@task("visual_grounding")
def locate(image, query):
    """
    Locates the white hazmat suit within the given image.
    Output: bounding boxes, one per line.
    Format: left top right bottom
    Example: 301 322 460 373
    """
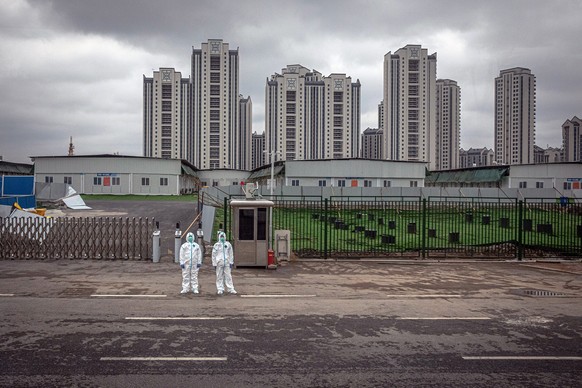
211 231 237 295
179 232 202 294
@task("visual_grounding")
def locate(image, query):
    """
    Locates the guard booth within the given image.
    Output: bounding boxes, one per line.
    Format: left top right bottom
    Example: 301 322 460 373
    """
230 199 274 267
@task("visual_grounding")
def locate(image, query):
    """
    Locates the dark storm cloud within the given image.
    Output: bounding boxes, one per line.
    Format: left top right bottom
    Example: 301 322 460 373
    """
1 0 581 163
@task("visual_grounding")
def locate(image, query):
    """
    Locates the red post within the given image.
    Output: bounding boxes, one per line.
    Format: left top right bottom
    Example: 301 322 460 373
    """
267 249 277 269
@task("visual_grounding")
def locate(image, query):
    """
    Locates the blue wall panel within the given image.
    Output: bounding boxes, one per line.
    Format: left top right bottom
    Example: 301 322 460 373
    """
0 195 36 208
2 176 34 196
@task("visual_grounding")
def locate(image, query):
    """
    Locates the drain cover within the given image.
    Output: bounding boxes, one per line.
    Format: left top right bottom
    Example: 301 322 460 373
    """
522 289 569 297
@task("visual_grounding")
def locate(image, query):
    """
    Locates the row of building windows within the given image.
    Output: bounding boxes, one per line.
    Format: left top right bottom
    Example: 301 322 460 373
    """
95 177 121 186
161 127 172 137
515 181 582 190
140 177 168 186
288 179 421 188
161 84 172 99
44 176 171 187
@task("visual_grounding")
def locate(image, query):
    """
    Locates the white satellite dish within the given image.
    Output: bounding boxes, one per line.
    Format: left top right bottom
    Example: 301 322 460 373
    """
243 183 258 199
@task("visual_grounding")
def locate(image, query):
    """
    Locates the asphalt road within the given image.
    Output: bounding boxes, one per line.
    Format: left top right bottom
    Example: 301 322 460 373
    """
0 260 581 387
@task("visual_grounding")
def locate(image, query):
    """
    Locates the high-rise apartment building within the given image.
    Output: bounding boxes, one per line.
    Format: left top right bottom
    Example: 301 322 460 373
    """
543 147 562 163
459 147 495 168
534 145 562 164
383 45 437 169
533 145 545 164
238 96 252 170
435 79 460 170
378 102 384 132
562 116 582 162
143 68 189 159
265 64 361 161
361 128 383 159
144 40 252 170
251 132 265 169
191 40 240 169
494 67 536 165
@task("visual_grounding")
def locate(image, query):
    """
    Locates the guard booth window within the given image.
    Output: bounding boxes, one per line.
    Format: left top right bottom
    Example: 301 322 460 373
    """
257 208 267 240
239 209 254 240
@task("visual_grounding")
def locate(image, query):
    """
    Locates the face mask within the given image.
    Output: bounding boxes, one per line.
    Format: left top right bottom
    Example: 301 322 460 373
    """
220 237 225 243
187 235 194 243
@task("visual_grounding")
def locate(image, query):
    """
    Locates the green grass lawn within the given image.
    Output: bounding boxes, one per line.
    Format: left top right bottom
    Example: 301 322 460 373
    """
270 203 582 256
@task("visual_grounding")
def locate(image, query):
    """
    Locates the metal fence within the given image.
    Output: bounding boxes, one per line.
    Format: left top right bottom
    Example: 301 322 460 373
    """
424 196 520 259
224 195 582 259
0 217 154 260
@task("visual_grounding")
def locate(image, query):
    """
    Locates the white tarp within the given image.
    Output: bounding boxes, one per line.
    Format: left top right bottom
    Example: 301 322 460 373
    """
6 209 54 241
35 182 91 210
0 204 11 218
35 182 69 200
62 194 91 210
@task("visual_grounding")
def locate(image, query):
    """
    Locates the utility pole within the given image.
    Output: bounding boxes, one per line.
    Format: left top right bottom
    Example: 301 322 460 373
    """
264 149 277 250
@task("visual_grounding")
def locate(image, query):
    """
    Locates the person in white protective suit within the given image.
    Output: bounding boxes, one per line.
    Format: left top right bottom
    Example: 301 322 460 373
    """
179 232 202 294
211 231 237 295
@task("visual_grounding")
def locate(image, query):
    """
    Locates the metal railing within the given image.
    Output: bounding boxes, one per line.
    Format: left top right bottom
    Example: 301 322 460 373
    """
223 195 582 259
0 217 154 260
520 198 582 258
424 197 519 259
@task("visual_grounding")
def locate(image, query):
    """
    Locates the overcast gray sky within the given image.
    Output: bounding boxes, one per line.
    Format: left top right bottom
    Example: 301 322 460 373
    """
1 0 580 164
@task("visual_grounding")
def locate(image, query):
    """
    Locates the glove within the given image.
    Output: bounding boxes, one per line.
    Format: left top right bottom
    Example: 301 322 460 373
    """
230 264 233 269
213 266 217 269
180 264 185 269
197 264 201 268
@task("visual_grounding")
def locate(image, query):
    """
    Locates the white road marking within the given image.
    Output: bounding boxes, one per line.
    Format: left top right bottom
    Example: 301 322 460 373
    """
125 317 224 320
100 357 227 361
386 294 462 298
0 294 15 297
240 294 317 298
397 317 491 320
463 356 582 360
91 294 167 298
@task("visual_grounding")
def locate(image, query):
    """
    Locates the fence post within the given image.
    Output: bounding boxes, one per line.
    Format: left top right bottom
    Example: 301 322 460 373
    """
152 221 160 263
421 198 427 259
197 222 205 259
324 198 328 260
517 199 523 261
174 222 181 264
224 196 228 240
198 192 203 215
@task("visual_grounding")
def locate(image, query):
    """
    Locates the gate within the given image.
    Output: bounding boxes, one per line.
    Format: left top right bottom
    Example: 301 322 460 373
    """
0 217 154 260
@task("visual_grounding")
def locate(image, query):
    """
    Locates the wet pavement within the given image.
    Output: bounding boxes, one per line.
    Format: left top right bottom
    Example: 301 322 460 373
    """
0 259 581 302
0 259 581 387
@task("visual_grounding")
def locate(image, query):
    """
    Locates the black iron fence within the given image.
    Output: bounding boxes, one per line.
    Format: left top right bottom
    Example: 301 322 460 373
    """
223 195 582 259
0 217 154 260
